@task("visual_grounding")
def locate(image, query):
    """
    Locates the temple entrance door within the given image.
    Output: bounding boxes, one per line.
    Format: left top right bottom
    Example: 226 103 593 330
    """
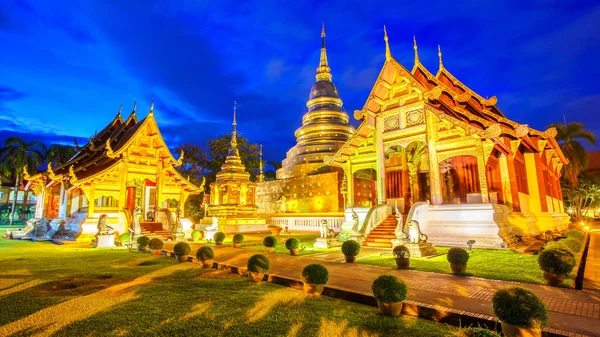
353 168 377 207
144 185 156 221
440 155 481 204
126 187 136 213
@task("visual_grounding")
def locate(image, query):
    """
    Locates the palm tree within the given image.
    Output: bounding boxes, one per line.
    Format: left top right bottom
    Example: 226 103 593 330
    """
45 144 76 167
0 137 45 225
549 122 596 186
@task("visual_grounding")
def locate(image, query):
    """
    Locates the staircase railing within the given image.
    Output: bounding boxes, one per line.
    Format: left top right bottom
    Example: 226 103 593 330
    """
357 203 392 237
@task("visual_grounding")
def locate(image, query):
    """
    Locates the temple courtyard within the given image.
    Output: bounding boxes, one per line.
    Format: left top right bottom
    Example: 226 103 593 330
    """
1 231 599 337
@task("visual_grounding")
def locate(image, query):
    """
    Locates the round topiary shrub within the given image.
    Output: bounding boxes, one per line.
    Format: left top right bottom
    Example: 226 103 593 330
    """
149 238 163 250
456 327 501 337
371 275 407 303
302 264 329 285
393 245 410 258
543 240 565 251
447 247 469 265
196 246 214 261
565 229 585 242
136 235 150 247
560 238 583 253
233 234 244 244
538 248 576 275
191 230 203 241
213 232 225 243
119 233 131 244
263 235 278 248
247 254 271 273
341 240 361 256
285 238 299 250
173 242 191 256
492 287 547 329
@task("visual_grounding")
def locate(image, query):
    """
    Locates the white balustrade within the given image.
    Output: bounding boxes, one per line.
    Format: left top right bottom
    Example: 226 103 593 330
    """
266 215 344 232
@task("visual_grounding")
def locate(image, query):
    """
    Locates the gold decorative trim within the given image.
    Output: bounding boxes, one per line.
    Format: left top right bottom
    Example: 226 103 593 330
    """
480 124 501 139
176 149 184 166
545 127 557 138
106 139 117 159
538 139 548 152
69 165 78 183
23 165 30 180
515 124 529 138
510 140 521 159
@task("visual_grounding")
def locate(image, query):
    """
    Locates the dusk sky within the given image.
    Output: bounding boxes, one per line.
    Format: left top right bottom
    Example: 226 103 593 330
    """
0 0 599 164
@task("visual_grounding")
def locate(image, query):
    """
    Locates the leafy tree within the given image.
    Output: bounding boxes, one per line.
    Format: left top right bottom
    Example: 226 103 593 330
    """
0 137 45 225
549 122 596 186
174 144 208 222
203 132 262 188
45 144 76 167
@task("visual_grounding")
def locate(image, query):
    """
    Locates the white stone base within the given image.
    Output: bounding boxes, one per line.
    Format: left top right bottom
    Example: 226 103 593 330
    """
94 234 115 248
314 238 342 249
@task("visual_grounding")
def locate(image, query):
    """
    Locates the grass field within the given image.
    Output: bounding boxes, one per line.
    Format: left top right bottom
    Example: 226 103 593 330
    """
356 247 571 286
0 239 457 337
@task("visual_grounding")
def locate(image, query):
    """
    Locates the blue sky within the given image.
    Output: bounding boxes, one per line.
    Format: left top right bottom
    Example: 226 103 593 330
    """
0 0 599 163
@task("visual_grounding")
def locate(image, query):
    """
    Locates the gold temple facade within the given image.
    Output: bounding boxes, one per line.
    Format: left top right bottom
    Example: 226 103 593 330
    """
24 103 202 238
204 103 267 233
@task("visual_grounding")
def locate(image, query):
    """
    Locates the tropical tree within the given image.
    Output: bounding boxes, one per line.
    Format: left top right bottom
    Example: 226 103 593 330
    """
45 144 76 167
0 137 46 225
549 122 596 186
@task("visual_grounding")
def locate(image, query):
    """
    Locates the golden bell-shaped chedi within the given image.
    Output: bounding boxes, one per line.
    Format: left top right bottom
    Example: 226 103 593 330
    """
205 102 268 233
276 24 355 180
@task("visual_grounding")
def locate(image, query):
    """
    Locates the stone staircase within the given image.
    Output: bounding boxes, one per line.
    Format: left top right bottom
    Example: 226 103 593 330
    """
140 222 170 239
363 214 398 248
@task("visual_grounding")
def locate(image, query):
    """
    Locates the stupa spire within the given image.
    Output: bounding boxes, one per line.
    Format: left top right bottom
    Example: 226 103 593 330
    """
438 44 444 70
316 23 332 81
228 101 239 156
149 97 155 114
413 35 420 65
384 25 391 61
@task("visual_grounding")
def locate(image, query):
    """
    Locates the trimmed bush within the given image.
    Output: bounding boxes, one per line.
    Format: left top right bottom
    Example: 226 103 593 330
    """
247 254 271 273
173 242 191 256
302 264 329 285
393 245 410 258
196 246 214 261
565 229 585 242
148 238 163 250
456 327 501 337
561 238 583 253
341 240 361 256
492 287 547 329
285 238 299 250
214 232 225 243
447 247 469 265
233 234 244 244
191 230 203 241
136 235 150 247
119 233 131 244
263 236 278 248
371 275 407 303
543 240 564 251
538 248 576 275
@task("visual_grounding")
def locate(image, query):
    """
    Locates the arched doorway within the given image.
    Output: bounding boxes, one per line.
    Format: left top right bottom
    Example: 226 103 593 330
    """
384 142 430 212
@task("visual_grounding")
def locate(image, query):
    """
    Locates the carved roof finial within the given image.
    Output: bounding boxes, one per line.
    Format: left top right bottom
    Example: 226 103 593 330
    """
315 23 332 81
438 44 444 70
413 35 420 65
384 25 391 61
229 101 239 156
149 97 154 114
133 101 137 114
118 104 122 115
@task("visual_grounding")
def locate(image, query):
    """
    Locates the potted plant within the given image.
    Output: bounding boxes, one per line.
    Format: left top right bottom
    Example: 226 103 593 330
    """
136 235 150 252
492 287 547 337
149 238 163 255
173 242 191 262
214 232 225 245
393 245 410 269
263 235 278 253
538 248 575 286
247 254 270 283
285 238 300 255
191 230 203 242
232 234 244 248
196 246 214 269
447 247 469 275
268 225 283 236
301 264 329 297
371 275 407 317
341 240 361 263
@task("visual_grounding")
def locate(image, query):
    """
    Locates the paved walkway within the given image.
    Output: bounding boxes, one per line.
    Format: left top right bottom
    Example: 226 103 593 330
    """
163 242 600 336
584 229 600 292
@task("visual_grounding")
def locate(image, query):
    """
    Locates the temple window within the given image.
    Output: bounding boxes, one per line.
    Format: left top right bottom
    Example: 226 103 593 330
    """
95 196 118 208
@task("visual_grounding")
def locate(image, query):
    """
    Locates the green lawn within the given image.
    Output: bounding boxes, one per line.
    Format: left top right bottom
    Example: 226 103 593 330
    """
357 247 572 286
0 239 456 337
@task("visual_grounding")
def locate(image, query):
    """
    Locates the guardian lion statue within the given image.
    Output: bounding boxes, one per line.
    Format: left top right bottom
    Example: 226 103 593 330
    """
406 220 427 244
96 214 114 235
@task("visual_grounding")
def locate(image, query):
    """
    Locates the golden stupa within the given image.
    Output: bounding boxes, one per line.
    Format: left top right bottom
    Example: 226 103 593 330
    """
205 102 267 233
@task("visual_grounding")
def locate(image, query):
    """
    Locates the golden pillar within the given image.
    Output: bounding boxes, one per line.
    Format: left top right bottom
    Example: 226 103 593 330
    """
87 183 96 218
345 160 354 208
156 160 164 209
475 140 490 203
425 110 443 205
118 160 128 210
375 115 386 204
524 152 542 213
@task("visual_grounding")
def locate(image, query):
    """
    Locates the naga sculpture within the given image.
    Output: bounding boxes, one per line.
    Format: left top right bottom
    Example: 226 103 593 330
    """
406 220 428 244
96 214 114 235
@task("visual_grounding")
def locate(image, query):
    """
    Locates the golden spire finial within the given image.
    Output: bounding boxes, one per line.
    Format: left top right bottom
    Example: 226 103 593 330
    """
413 35 420 65
316 24 332 81
149 97 154 114
258 144 264 182
118 104 122 115
229 101 239 156
438 44 444 70
133 101 137 113
384 25 391 61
